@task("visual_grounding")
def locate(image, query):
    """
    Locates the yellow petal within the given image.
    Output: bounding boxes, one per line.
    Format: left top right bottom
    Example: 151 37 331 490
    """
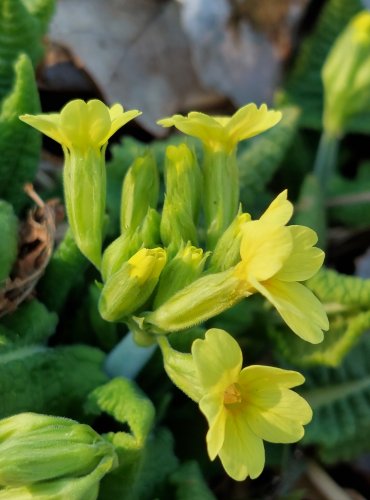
158 112 226 147
275 225 325 282
226 103 282 144
245 389 312 443
252 278 329 343
199 393 227 460
260 190 293 226
238 365 305 390
60 99 91 148
238 221 293 282
86 99 112 145
218 413 265 480
108 109 142 139
192 329 242 391
19 113 65 145
109 103 124 121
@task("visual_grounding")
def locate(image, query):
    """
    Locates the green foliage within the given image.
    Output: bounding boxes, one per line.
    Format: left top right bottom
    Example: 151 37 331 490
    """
270 268 370 367
0 199 18 284
169 461 216 500
0 53 41 210
22 0 56 35
0 299 57 346
38 228 90 312
328 162 370 227
301 334 370 463
0 344 108 420
281 0 362 130
238 106 300 211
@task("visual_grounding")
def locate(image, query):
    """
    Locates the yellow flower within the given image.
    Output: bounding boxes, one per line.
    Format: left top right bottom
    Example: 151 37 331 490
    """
158 329 312 481
20 100 141 268
158 103 282 153
235 191 329 343
20 99 141 151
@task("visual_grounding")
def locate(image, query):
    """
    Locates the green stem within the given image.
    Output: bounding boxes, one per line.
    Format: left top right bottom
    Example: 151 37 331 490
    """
313 130 339 194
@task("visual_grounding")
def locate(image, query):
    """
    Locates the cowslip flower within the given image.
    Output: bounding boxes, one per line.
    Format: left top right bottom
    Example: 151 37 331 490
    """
235 190 329 343
158 329 312 481
20 99 141 268
158 103 282 153
159 103 282 248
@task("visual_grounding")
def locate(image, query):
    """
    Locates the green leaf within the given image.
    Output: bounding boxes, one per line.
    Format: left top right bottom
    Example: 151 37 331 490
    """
270 309 370 367
0 299 57 347
0 53 41 211
328 163 370 228
22 0 55 35
308 267 370 310
86 378 155 448
0 0 47 99
0 199 18 284
301 334 370 462
280 0 362 130
0 344 108 420
169 461 216 500
238 106 300 210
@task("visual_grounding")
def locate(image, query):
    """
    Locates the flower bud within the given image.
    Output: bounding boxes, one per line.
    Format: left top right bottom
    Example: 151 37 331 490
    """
209 211 251 271
203 148 239 249
99 247 167 322
323 11 370 136
146 269 243 333
0 413 117 487
154 243 210 307
164 144 201 221
120 152 159 233
160 195 198 254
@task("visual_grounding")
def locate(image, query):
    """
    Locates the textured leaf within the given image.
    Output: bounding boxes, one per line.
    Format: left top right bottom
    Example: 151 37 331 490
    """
281 0 362 130
238 106 300 211
38 228 89 312
86 378 155 448
0 299 57 347
0 0 49 99
22 0 56 35
169 461 216 500
308 267 370 310
0 199 18 284
301 334 370 463
0 53 41 210
271 309 370 367
0 344 108 419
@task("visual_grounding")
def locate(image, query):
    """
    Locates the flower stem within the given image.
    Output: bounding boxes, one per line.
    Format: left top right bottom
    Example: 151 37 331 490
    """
313 130 339 194
104 331 156 379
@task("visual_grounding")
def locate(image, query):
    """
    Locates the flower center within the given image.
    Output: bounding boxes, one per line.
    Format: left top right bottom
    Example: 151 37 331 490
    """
223 383 242 405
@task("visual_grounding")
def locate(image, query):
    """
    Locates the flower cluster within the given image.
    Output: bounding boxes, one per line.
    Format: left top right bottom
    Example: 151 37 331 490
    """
20 99 327 481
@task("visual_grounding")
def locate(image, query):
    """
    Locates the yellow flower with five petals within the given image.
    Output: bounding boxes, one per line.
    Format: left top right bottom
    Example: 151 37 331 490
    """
158 103 282 153
235 191 329 343
158 328 312 481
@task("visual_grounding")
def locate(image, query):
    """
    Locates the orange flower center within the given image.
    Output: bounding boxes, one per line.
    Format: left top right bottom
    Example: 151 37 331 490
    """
224 383 242 405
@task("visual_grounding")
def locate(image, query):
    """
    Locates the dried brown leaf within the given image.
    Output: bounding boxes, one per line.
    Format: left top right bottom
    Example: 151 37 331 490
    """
0 185 62 317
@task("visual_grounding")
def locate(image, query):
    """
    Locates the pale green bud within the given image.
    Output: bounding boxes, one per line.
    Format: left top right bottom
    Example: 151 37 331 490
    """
160 195 198 254
63 146 106 269
101 208 161 282
323 11 370 136
145 269 243 333
0 455 113 500
99 247 167 322
154 243 210 308
164 144 201 221
203 148 239 249
120 152 159 233
0 413 117 487
209 211 251 271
